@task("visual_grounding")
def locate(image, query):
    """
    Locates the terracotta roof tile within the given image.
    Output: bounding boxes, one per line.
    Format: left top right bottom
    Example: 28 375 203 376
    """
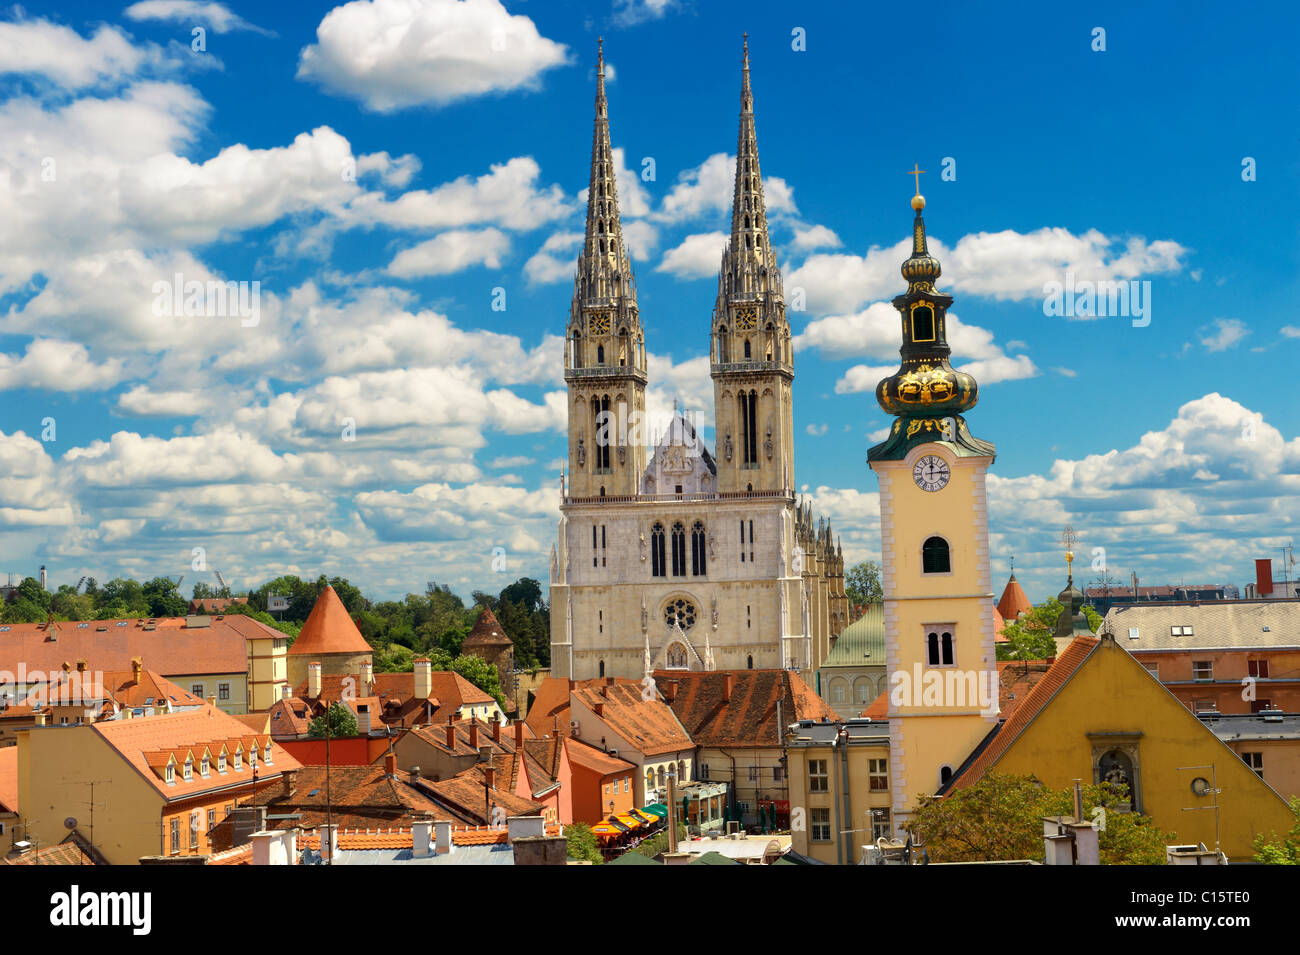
288 585 372 657
997 574 1033 621
563 737 634 775
658 669 835 748
574 681 693 756
464 606 513 648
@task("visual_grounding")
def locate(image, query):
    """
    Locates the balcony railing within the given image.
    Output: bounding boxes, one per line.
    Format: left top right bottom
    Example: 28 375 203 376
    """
563 489 794 505
711 360 792 376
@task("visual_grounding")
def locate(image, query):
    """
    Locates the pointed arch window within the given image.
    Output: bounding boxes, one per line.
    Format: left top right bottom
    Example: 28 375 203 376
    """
592 395 611 471
599 659 605 678
597 344 605 365
691 521 707 576
739 390 758 466
572 330 582 368
671 522 687 577
718 328 730 363
651 523 666 577
744 339 752 359
922 536 950 574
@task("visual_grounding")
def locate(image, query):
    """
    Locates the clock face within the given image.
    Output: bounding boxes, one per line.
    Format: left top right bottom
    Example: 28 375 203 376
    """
913 455 951 492
735 308 757 331
588 313 611 335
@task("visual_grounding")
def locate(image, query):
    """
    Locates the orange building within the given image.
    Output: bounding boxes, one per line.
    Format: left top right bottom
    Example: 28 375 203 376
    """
564 738 636 824
17 705 300 864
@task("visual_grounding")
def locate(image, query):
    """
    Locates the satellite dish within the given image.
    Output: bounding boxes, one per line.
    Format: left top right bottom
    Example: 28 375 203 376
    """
1191 777 1211 797
63 817 78 830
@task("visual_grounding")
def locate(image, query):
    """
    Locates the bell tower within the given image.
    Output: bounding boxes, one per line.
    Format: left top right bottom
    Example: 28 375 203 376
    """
711 37 793 495
565 39 648 498
868 179 999 828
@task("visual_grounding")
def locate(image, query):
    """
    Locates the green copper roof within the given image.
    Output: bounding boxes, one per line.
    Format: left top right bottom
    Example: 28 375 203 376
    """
821 604 885 668
867 413 996 463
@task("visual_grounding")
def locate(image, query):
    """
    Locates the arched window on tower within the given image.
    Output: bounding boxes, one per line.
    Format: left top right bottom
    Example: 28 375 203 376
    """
747 655 754 670
618 328 628 366
597 344 605 365
744 339 752 359
671 522 687 577
572 331 582 368
651 523 666 577
739 390 758 465
591 395 611 471
718 328 729 363
922 536 951 574
599 659 605 678
691 521 707 576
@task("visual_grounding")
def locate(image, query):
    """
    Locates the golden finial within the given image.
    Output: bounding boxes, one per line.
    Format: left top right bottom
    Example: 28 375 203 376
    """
908 163 926 211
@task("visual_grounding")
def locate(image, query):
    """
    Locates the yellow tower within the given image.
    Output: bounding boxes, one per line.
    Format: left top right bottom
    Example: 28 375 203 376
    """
868 181 999 830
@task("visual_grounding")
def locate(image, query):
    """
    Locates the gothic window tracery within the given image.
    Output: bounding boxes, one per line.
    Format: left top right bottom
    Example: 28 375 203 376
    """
664 599 696 631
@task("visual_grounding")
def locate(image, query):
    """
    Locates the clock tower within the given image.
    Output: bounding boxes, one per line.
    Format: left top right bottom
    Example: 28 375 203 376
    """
711 37 794 495
565 39 648 498
868 186 999 830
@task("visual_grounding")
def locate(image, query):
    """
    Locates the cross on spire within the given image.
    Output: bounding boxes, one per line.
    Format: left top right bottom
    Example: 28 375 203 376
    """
908 163 926 196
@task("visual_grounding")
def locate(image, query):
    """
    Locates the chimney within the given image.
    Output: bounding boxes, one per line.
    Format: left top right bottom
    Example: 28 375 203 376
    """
384 752 397 778
412 819 433 858
485 765 496 790
408 766 421 787
662 680 678 704
514 720 524 748
434 820 453 855
75 658 87 673
492 720 501 743
1256 558 1274 596
507 814 546 845
320 824 339 862
356 703 371 736
600 684 609 699
208 695 218 709
359 660 373 692
250 830 297 866
130 657 142 683
593 701 604 718
414 657 432 700
723 672 736 702
282 769 297 798
307 662 322 699
280 684 291 702
469 721 479 749
445 724 457 748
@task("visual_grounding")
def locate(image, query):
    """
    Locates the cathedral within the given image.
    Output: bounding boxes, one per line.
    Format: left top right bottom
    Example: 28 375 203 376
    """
548 40 848 682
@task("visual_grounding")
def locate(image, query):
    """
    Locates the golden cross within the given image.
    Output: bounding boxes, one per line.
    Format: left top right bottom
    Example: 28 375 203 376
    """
908 163 926 196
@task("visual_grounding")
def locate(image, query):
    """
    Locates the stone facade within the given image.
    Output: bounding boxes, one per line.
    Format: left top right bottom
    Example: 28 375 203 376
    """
549 42 846 684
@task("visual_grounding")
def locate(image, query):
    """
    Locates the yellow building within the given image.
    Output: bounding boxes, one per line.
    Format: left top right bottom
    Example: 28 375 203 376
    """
947 633 1295 859
867 192 999 826
785 719 893 864
17 706 300 864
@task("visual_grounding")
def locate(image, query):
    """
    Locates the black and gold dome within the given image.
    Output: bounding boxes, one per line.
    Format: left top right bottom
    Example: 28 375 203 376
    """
868 193 996 463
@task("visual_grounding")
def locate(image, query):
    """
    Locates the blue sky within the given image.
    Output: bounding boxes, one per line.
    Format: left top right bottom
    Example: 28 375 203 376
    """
1 0 1297 605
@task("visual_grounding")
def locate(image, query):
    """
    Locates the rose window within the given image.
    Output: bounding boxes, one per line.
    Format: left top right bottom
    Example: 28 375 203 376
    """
664 599 697 631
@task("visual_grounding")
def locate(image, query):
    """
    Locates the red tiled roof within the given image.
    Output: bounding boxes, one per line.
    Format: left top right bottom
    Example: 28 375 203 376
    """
4 832 103 865
525 676 637 738
463 606 513 648
422 771 543 824
573 682 693 757
188 597 249 614
657 669 836 748
295 823 562 851
250 757 454 827
288 585 372 657
948 637 1099 790
405 717 526 758
860 691 889 720
92 705 301 800
996 574 1033 621
0 617 265 677
564 737 634 775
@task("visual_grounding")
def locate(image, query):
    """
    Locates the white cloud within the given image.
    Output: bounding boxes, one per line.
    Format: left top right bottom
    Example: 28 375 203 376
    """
1281 326 1300 338
297 0 569 112
124 1 273 34
385 227 509 277
805 423 828 436
612 0 678 26
524 231 582 285
1200 318 1248 352
791 224 841 251
0 340 125 391
0 19 147 89
786 228 1188 316
657 231 727 279
657 153 796 223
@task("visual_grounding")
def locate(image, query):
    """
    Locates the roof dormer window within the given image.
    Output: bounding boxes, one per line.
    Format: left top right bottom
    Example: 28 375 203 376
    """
263 744 273 766
218 753 227 773
200 756 210 777
165 764 175 785
183 758 193 781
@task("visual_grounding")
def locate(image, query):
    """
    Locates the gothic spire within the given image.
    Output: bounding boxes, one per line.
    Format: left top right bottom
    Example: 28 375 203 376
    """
573 37 635 309
720 34 780 302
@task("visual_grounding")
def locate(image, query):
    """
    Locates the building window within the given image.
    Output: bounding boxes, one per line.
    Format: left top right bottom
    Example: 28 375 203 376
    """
739 390 758 465
773 765 784 782
832 682 846 704
748 765 760 782
598 659 605 678
922 537 951 574
165 764 175 785
200 756 210 777
671 522 687 576
170 819 180 855
870 808 892 843
809 759 829 793
748 521 754 562
1248 659 1269 678
1171 625 1194 636
651 523 666 577
1192 661 1213 681
208 809 216 830
1243 752 1264 778
926 630 955 667
664 599 697 632
218 683 230 701
190 812 199 850
183 758 193 781
869 758 888 792
218 753 227 773
691 521 707 576
191 684 204 696
591 395 611 471
810 808 831 843
747 654 754 669
645 768 655 790
939 765 953 787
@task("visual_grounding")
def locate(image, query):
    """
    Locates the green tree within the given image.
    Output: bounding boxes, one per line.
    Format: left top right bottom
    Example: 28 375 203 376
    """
627 823 689 859
564 822 604 864
14 577 51 613
1254 796 1300 864
307 703 359 739
142 576 188 618
845 560 883 607
997 596 1066 660
906 773 1170 864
